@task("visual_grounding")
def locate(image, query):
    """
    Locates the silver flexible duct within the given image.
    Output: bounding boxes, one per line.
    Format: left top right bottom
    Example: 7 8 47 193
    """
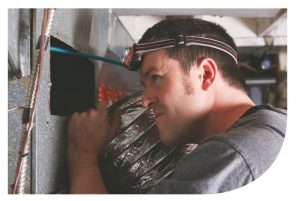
100 92 198 193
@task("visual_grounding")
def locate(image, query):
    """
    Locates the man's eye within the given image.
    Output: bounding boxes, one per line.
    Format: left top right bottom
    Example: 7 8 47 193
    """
151 75 161 82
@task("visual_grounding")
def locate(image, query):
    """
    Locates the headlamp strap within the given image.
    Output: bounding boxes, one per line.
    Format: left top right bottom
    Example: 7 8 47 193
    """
134 35 237 64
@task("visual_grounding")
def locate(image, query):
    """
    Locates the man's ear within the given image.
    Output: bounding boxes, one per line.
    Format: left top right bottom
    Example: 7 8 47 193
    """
196 58 218 91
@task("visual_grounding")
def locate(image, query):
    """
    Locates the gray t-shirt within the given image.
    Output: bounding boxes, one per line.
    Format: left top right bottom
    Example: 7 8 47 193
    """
149 105 286 194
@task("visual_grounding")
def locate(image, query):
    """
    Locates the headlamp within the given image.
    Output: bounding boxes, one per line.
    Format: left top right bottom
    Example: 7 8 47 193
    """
122 46 143 71
121 35 238 71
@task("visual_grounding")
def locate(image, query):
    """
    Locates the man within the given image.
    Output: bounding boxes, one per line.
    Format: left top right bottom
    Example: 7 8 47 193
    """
67 18 286 193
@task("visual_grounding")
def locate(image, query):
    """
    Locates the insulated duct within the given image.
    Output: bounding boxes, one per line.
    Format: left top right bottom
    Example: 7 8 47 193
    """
99 92 198 193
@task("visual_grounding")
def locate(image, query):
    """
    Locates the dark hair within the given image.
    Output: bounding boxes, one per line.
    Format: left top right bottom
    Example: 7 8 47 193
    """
139 18 247 92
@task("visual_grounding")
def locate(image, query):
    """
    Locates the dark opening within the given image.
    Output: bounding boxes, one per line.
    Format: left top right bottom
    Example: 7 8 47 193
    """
50 36 95 115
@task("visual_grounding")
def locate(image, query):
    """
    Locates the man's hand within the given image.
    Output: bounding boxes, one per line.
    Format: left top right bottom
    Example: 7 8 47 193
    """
68 102 120 157
67 102 121 193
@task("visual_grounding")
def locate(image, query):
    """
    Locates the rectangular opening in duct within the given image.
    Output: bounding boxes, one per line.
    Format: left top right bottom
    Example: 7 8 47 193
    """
50 36 95 115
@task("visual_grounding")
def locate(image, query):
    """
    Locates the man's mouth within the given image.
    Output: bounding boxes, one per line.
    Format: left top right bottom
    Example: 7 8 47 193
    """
152 107 163 119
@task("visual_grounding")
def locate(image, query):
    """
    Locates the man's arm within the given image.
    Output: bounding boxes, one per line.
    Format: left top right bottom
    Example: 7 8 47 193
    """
67 103 120 194
68 153 107 193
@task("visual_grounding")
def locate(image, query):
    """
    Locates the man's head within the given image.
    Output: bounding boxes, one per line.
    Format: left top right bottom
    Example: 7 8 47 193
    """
139 18 246 92
139 18 247 146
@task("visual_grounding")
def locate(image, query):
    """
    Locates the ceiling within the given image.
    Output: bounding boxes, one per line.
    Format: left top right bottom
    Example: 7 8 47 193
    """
113 8 282 18
112 8 287 47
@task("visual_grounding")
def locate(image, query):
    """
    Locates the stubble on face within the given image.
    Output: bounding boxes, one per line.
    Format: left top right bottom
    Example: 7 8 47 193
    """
182 73 195 96
157 69 197 146
141 51 198 146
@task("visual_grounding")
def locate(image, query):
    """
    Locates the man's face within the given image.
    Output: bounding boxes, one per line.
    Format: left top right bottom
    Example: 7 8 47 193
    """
140 50 208 146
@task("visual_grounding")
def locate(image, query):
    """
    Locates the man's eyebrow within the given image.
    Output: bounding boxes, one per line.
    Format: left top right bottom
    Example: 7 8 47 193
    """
140 66 156 86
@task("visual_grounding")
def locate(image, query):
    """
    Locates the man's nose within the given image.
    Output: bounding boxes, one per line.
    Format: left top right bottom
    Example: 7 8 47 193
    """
142 89 156 108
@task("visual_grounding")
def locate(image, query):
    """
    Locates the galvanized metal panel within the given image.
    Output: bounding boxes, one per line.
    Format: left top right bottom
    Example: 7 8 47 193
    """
37 9 135 193
8 79 27 193
8 8 31 193
32 9 96 194
8 8 137 193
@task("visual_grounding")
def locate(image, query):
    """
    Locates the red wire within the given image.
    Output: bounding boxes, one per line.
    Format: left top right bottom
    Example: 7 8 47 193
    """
11 9 49 194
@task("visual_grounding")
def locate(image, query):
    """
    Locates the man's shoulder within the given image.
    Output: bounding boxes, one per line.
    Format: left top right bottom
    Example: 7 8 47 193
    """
200 105 286 179
234 104 287 137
